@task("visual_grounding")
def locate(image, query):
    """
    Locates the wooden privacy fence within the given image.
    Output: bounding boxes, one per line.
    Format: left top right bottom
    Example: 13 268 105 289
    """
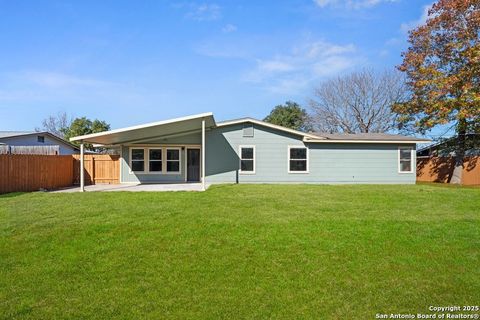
0 145 60 155
72 154 120 185
417 156 480 185
0 155 73 193
0 154 120 193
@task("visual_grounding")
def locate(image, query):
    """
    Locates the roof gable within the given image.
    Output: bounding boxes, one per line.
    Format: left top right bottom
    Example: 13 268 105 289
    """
216 118 321 140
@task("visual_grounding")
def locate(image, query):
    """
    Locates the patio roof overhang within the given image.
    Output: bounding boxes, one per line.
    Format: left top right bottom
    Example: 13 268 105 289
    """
70 112 216 145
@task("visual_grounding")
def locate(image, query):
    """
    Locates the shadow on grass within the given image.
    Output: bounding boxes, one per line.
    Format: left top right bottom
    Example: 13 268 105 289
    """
0 192 29 198
416 181 480 189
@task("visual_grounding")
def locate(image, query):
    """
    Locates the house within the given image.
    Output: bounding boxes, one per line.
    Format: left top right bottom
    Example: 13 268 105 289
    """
417 134 480 157
70 113 430 190
0 131 79 155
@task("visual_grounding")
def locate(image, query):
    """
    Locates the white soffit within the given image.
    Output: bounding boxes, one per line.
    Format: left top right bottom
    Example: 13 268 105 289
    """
70 112 215 145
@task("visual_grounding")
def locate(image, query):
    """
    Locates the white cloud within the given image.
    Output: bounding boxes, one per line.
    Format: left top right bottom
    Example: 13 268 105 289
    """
20 71 109 88
0 70 169 107
379 49 389 57
400 3 432 34
183 3 221 21
257 60 295 73
314 0 398 10
243 40 358 94
221 24 237 33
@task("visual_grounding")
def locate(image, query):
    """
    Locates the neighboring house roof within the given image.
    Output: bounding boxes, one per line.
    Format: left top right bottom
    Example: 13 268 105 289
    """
417 134 480 156
0 131 79 150
70 113 430 145
0 131 37 139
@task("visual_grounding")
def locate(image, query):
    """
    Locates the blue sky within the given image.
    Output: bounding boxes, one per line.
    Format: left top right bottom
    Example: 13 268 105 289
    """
0 0 433 131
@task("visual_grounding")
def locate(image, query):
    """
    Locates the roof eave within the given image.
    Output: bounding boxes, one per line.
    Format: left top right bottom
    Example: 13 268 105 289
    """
303 137 432 144
70 112 215 143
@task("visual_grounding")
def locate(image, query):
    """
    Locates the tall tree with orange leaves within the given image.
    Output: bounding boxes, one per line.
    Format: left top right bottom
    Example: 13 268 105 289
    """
395 0 480 184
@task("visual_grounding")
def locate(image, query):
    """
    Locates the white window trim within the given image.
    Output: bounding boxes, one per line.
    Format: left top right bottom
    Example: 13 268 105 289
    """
398 146 414 174
288 145 309 174
239 145 255 174
165 147 182 174
129 147 147 173
128 146 183 175
148 148 163 173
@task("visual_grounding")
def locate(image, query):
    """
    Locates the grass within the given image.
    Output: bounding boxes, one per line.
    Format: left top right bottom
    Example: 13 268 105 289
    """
0 184 479 319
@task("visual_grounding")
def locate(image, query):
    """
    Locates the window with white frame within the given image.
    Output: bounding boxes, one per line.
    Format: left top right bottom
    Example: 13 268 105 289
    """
166 148 180 173
131 148 145 172
288 147 308 172
149 148 162 172
399 147 413 173
239 146 255 173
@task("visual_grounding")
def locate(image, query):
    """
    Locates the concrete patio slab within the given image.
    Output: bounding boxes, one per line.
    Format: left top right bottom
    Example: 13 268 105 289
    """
52 183 205 193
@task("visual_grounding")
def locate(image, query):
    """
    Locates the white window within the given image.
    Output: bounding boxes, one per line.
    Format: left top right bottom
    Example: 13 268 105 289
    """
166 148 181 173
239 146 255 174
288 146 308 173
149 148 162 172
131 148 145 172
398 147 413 173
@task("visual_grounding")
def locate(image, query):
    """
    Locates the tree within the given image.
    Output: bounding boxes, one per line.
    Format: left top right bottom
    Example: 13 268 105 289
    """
36 112 72 138
309 69 407 134
394 0 480 184
264 101 311 131
63 117 110 149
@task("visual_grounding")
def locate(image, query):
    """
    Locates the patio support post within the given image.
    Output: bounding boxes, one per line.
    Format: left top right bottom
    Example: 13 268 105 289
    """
201 119 206 191
80 142 85 192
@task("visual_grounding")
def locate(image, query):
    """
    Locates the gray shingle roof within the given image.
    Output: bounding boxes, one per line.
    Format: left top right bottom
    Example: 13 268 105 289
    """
0 131 79 150
0 131 36 139
311 132 429 142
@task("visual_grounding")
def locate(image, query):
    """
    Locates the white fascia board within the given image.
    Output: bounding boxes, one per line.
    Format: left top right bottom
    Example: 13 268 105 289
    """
70 112 214 142
303 138 431 144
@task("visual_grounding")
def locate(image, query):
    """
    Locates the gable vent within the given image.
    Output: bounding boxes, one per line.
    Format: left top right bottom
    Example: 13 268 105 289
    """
243 123 254 137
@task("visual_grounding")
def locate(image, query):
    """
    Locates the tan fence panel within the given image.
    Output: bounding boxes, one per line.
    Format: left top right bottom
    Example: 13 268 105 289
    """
463 157 480 185
0 155 73 193
72 155 119 185
417 156 480 185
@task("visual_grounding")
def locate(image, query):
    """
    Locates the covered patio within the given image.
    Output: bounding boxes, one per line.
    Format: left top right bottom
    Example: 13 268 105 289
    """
70 113 216 192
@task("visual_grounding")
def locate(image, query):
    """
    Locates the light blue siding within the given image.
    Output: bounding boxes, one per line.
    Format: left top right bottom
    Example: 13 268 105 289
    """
0 134 78 155
120 124 417 184
120 132 201 183
205 124 416 184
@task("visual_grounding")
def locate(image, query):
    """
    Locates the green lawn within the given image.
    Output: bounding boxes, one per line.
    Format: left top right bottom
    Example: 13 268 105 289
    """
1 184 479 319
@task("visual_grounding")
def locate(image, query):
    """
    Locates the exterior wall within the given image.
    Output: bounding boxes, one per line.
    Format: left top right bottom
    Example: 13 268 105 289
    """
120 132 201 183
0 134 77 155
205 124 417 184
119 124 417 184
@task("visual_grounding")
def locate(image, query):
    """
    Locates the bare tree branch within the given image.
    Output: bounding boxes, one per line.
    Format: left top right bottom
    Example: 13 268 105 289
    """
309 69 408 133
36 112 72 138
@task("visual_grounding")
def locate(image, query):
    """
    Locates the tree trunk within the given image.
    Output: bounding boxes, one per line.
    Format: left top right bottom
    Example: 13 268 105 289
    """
450 119 467 184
